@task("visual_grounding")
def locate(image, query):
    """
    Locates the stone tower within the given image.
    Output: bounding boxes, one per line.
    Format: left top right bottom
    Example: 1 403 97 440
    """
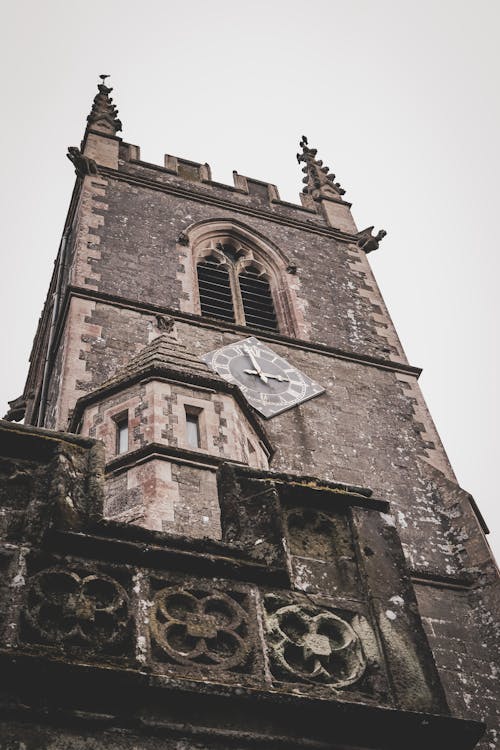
0 79 498 749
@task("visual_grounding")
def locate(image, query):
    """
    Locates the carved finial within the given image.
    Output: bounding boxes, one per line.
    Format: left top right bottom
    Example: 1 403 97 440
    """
356 227 387 254
297 136 345 201
86 75 122 135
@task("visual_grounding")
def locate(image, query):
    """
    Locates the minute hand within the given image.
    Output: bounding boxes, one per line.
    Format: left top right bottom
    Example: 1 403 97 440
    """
243 346 268 383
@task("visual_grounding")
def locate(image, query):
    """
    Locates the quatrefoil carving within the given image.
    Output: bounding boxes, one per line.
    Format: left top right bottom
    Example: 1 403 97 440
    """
266 603 366 687
150 587 250 670
23 567 130 648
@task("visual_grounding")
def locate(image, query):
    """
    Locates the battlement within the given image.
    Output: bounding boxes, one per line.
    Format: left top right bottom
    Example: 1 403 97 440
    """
78 83 364 236
109 140 359 235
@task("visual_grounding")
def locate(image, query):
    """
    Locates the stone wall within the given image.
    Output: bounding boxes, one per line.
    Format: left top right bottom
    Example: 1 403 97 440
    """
70 167 403 362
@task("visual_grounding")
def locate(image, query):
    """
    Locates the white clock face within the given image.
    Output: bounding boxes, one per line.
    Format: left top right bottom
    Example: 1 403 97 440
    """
201 337 325 418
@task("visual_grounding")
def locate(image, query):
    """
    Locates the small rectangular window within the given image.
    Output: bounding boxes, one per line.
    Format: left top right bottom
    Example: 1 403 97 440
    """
185 411 201 449
115 414 129 455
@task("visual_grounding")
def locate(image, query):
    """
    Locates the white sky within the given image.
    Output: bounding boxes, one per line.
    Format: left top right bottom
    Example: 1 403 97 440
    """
1 0 499 559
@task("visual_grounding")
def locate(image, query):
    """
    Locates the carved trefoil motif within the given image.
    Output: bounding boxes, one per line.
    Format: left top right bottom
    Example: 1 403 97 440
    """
22 565 131 653
264 596 367 689
149 579 255 677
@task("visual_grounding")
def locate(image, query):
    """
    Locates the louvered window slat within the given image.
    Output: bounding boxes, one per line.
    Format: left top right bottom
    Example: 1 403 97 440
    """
198 280 234 298
239 268 278 331
197 257 235 322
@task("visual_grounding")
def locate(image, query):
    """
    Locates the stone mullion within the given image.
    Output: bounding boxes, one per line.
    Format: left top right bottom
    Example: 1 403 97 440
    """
230 265 246 326
131 568 150 667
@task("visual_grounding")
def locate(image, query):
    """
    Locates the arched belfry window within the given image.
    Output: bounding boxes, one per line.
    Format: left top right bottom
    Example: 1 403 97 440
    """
184 221 302 338
196 255 235 323
195 245 279 332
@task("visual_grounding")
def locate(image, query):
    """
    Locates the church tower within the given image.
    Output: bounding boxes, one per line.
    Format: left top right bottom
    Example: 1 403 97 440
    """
0 78 498 749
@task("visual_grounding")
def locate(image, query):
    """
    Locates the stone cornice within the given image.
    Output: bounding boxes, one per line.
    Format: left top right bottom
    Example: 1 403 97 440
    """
104 447 388 513
60 285 422 378
0 651 485 748
98 166 359 243
104 442 246 476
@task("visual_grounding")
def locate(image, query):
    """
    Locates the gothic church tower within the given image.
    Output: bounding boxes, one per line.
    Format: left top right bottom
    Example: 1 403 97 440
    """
0 79 498 750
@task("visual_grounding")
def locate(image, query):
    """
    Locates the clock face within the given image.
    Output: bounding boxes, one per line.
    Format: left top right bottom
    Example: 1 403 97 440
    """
201 337 325 418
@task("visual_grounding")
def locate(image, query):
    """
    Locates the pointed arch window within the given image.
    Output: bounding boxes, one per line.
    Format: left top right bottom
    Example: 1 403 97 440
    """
196 248 278 332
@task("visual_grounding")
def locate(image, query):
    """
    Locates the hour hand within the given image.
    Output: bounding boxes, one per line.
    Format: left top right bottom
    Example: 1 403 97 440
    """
243 367 268 384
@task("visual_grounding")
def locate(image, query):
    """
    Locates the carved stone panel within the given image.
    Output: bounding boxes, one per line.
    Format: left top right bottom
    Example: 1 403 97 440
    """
21 561 132 657
0 457 44 541
285 505 360 598
263 593 390 703
148 574 262 685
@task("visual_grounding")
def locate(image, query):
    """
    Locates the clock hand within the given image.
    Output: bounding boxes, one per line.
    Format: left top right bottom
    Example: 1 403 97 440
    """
259 372 289 382
243 368 270 384
243 345 261 372
243 345 268 383
244 369 289 383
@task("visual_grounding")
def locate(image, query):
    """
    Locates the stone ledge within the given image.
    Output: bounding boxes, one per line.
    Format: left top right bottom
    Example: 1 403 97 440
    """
0 653 485 750
56 286 423 379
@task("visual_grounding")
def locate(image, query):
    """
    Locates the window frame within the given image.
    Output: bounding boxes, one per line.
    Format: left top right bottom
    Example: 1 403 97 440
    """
114 411 129 455
183 405 205 451
185 411 201 449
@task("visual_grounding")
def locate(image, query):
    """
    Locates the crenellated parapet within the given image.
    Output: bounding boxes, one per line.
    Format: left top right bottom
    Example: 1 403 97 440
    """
74 78 386 239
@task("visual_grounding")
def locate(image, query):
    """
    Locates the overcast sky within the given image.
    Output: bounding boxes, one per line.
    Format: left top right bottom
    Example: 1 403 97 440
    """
1 0 498 559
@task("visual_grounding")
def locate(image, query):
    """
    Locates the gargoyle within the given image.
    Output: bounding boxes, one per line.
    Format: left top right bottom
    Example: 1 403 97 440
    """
156 315 175 333
3 394 27 422
66 146 99 178
356 227 387 254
